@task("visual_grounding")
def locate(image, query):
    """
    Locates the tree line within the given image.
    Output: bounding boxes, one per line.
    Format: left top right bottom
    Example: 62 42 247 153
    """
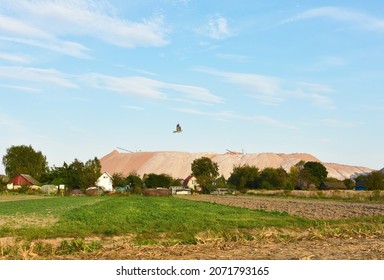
1 145 384 192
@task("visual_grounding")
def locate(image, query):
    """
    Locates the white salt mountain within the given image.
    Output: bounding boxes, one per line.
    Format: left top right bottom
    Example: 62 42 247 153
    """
100 150 372 180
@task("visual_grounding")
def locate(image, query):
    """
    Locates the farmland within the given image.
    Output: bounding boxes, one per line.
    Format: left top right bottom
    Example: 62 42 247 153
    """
0 194 384 259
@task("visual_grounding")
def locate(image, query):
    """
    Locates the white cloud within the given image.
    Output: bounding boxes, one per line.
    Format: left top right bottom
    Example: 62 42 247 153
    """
361 104 384 113
216 53 253 62
195 67 335 108
0 36 91 59
0 0 170 58
320 119 363 128
200 14 233 40
0 66 78 88
0 52 32 63
0 14 51 39
175 108 295 129
82 74 166 99
82 73 223 104
0 113 25 131
0 84 41 92
308 56 347 71
283 7 384 32
122 105 144 111
294 82 335 109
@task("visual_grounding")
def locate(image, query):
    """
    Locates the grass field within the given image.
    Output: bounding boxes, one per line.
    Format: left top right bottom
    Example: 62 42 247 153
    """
0 195 311 243
1 195 383 259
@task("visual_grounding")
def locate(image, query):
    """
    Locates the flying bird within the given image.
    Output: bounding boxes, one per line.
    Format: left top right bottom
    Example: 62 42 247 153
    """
173 123 182 133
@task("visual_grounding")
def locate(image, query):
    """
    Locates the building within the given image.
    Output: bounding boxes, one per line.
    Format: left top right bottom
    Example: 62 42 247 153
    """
170 186 192 195
183 175 200 192
318 181 347 190
95 172 113 192
8 174 41 190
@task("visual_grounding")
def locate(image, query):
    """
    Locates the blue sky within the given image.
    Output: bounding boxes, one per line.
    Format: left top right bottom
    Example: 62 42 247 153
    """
1 0 383 173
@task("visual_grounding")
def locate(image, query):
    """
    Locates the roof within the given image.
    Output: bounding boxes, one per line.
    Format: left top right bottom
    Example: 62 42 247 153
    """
19 174 40 185
183 175 197 186
99 172 113 179
319 181 346 189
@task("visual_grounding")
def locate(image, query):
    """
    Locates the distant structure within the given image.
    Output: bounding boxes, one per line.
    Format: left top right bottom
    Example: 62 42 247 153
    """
116 147 133 153
225 149 242 155
95 172 114 192
173 124 182 133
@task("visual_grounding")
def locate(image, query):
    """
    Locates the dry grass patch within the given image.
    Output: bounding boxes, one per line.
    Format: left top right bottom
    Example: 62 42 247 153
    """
0 195 53 203
0 214 58 228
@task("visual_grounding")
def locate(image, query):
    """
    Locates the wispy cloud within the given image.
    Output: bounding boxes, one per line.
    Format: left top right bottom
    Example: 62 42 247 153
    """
309 56 347 71
0 52 32 63
216 53 253 62
0 0 170 58
320 118 363 128
0 84 41 93
199 14 234 39
0 36 91 59
175 108 295 129
0 113 26 132
195 67 335 108
0 11 91 59
0 66 78 88
282 6 384 31
122 105 144 111
361 104 384 113
82 73 223 104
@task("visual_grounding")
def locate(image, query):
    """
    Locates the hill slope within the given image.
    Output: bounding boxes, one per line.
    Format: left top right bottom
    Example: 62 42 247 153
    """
100 150 372 180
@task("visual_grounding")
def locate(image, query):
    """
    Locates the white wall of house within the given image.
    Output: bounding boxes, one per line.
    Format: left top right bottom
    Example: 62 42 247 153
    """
184 175 200 191
95 172 113 192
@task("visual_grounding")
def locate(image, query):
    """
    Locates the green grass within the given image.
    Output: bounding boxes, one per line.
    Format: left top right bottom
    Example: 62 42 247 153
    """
0 195 383 247
0 195 312 244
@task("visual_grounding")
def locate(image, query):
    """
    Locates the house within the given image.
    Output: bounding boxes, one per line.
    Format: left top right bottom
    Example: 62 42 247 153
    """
183 175 201 192
318 181 347 190
95 172 113 192
8 174 41 190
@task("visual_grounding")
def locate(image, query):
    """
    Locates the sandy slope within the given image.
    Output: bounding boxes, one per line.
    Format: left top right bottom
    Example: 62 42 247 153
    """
100 150 372 180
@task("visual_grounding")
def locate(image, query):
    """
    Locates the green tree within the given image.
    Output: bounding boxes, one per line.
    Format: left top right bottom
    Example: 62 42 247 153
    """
343 178 355 190
144 173 173 188
288 165 300 189
191 157 219 193
215 175 228 189
41 164 69 186
228 165 259 191
303 161 328 187
2 145 48 181
66 159 84 190
260 167 289 189
82 157 101 189
126 173 143 194
112 173 127 187
366 171 384 190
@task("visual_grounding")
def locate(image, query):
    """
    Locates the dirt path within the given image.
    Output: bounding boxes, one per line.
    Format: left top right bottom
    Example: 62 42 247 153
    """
180 195 384 220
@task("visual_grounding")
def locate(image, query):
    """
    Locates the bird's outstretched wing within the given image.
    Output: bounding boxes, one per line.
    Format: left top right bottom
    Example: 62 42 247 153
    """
173 124 182 133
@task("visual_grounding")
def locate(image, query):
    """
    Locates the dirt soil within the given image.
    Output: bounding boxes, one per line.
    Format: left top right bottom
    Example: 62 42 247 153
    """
180 195 384 220
110 195 383 260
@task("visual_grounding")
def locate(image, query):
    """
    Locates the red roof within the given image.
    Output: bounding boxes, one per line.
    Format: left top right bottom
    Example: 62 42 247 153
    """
12 174 40 186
